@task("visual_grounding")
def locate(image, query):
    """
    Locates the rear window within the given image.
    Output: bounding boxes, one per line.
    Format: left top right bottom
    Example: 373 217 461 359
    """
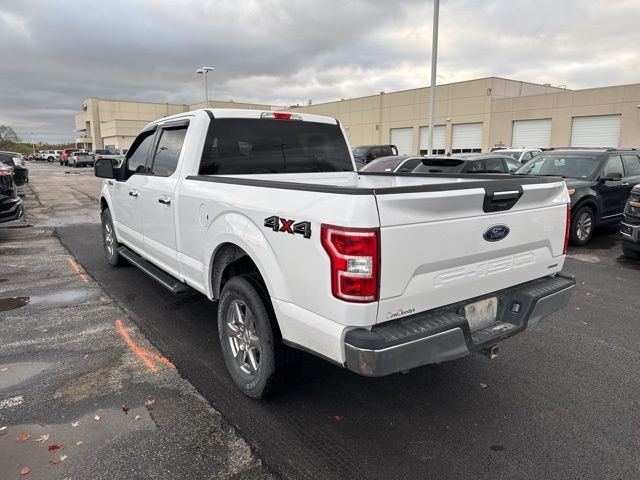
413 158 465 173
360 156 403 172
199 119 353 175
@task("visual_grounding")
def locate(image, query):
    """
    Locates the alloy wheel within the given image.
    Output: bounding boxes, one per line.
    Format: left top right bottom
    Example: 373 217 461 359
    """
225 300 261 376
576 211 592 241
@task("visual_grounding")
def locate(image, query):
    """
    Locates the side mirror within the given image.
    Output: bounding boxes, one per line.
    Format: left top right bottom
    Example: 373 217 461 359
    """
600 172 623 182
95 158 120 179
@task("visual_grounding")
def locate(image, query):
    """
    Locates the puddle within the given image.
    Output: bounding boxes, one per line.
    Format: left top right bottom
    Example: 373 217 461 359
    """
0 297 30 312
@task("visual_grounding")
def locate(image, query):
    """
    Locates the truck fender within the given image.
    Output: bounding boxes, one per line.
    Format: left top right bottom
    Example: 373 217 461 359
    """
203 212 290 302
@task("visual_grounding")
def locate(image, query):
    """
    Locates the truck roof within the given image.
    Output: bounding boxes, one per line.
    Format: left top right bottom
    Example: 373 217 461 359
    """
144 108 339 130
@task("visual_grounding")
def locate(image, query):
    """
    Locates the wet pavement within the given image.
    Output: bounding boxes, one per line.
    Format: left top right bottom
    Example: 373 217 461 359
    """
0 162 273 480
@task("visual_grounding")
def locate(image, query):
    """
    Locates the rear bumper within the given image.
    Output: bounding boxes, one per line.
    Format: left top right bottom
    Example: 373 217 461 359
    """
0 197 24 224
344 273 575 376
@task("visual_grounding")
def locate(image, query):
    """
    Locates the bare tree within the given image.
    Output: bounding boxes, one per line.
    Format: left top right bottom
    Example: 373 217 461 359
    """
0 125 21 150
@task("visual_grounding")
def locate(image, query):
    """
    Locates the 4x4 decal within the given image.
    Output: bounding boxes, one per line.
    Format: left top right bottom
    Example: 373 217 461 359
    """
264 216 312 239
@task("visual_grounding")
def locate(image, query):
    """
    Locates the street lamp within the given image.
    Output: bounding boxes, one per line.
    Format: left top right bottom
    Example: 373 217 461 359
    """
196 66 215 107
426 0 439 155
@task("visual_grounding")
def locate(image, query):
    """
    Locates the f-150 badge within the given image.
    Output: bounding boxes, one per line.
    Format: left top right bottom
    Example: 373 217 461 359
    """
264 216 312 239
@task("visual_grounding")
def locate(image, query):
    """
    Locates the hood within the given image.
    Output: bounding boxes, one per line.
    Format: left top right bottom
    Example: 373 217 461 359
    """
564 178 593 189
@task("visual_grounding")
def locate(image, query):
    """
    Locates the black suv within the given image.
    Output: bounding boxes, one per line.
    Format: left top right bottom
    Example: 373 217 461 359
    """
620 185 640 259
515 149 640 245
352 145 398 169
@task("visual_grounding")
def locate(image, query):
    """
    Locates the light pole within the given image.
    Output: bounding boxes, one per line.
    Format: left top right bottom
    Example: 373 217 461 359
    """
30 132 35 155
196 67 215 107
426 0 439 155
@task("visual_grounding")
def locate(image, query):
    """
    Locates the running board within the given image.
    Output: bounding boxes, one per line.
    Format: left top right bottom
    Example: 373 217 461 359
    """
117 247 191 295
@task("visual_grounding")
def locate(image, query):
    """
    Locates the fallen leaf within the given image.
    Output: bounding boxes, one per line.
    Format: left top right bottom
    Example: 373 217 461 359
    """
18 432 30 442
48 444 64 452
144 399 155 408
20 466 30 476
94 415 101 422
0 426 7 436
35 434 50 442
71 421 80 427
122 404 129 415
480 383 488 389
328 415 344 422
75 441 83 446
134 415 141 420
50 455 68 465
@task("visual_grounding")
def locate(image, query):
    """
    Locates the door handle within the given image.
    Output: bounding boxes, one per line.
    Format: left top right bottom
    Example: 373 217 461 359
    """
158 197 171 206
128 190 138 198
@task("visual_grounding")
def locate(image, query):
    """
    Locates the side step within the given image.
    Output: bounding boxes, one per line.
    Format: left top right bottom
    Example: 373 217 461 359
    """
117 247 191 295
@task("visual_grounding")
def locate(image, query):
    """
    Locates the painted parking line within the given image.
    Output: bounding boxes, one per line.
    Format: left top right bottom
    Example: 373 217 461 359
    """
115 319 175 373
67 256 89 284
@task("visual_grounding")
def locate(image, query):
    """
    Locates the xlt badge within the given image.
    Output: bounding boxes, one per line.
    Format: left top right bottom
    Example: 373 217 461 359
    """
264 216 312 239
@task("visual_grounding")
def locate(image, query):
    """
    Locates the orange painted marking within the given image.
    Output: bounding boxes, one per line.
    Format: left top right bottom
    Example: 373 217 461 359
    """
115 319 175 373
67 257 89 284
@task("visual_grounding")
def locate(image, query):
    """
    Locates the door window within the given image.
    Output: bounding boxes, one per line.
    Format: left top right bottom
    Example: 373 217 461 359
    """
603 155 624 177
485 157 507 173
505 157 521 172
126 130 156 177
149 126 187 177
622 155 640 176
521 151 532 162
466 160 485 172
398 157 422 172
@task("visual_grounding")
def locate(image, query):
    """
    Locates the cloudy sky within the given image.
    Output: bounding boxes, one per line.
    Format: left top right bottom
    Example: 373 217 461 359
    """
1 0 638 143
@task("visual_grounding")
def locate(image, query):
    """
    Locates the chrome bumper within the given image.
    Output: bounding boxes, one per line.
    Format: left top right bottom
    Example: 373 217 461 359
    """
345 273 576 377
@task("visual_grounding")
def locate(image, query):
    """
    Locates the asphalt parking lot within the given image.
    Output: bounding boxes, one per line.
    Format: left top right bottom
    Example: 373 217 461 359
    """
4 162 640 479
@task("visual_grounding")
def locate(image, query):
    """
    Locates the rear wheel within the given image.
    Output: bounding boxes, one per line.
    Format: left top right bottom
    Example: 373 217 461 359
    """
570 206 595 246
101 209 124 266
218 275 300 399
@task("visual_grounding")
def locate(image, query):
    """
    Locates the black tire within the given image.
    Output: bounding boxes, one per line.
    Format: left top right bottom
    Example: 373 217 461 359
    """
73 161 78 168
622 246 640 260
218 274 300 399
570 205 595 246
101 209 124 266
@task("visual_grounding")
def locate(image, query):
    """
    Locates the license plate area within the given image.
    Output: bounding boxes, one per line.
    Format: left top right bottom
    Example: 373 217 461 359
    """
465 297 498 332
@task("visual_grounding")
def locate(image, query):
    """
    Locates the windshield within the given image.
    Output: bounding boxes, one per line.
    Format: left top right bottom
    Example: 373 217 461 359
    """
360 156 403 172
413 158 465 173
352 147 368 157
515 154 603 178
199 119 353 174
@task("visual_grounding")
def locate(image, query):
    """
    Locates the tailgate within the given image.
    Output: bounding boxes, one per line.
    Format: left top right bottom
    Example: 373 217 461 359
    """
375 179 569 324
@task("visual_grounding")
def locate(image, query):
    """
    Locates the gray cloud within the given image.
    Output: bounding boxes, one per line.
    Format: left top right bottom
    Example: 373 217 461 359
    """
0 0 638 142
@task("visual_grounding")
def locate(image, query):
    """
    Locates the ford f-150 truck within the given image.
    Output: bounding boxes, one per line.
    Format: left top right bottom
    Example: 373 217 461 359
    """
94 108 575 398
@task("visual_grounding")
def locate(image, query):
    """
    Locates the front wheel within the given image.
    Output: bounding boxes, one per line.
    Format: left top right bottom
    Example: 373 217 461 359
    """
570 206 595 246
101 209 124 266
218 275 300 399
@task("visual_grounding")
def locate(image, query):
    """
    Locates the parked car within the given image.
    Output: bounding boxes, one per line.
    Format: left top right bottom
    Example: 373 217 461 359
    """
40 150 62 162
515 149 640 245
93 149 125 164
0 162 24 224
412 153 522 174
95 108 574 399
352 145 398 168
495 148 542 164
620 185 640 259
69 151 95 168
0 151 29 185
360 155 425 173
60 148 80 166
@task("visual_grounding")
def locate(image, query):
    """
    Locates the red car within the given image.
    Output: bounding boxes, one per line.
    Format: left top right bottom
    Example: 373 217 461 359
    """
60 148 80 166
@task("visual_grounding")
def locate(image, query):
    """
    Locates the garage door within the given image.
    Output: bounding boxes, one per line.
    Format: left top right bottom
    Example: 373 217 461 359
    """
512 119 551 148
570 115 621 148
390 128 414 156
419 125 446 154
452 123 482 153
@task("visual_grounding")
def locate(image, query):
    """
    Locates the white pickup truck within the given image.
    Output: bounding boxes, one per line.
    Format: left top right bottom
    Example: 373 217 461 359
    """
95 108 575 398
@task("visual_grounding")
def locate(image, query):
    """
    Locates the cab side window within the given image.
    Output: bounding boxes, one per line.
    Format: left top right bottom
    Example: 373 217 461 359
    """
603 155 624 177
126 130 156 178
149 126 187 177
622 154 640 176
485 157 506 173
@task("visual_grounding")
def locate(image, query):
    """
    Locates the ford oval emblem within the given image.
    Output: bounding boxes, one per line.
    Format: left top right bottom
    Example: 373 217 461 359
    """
483 224 510 242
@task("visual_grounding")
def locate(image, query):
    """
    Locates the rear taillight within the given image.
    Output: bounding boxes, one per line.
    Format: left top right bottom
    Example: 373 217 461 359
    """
321 224 379 303
563 204 571 255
